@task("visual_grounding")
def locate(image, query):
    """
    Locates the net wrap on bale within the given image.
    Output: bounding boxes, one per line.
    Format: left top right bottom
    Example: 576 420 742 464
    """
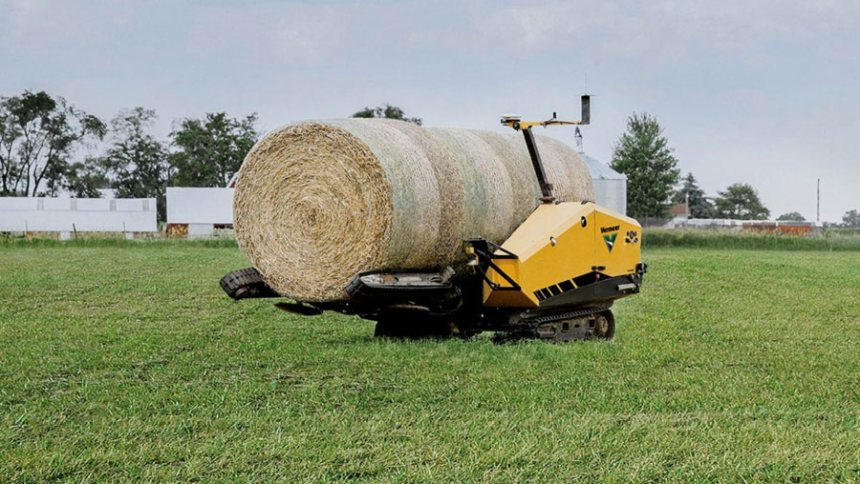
233 118 594 302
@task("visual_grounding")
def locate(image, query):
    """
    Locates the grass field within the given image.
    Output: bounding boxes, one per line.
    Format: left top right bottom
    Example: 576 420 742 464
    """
2 244 860 481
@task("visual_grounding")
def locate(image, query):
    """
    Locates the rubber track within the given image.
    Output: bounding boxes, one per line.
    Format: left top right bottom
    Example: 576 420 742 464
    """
523 305 610 326
220 267 279 300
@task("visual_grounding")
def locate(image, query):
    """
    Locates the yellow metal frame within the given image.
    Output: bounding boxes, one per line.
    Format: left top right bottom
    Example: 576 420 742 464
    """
500 118 585 131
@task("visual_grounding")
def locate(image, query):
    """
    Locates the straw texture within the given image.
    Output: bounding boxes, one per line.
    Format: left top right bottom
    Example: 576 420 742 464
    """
234 119 594 302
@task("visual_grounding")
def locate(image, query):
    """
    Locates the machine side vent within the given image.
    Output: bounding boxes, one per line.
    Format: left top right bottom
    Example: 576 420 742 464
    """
534 279 578 302
573 272 599 287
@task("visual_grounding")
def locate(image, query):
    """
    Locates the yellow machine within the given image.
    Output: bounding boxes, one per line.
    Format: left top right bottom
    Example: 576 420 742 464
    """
478 202 642 308
221 95 645 341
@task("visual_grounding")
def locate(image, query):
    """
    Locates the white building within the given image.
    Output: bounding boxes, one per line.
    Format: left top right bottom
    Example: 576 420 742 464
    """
0 196 157 239
165 187 234 237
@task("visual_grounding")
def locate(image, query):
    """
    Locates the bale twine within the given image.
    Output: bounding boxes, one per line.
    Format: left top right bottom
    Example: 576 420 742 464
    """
234 118 594 302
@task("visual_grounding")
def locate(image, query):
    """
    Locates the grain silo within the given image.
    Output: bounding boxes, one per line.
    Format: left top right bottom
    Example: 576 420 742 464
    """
581 153 627 215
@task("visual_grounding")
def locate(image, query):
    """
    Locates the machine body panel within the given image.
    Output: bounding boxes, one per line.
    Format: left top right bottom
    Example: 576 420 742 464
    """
483 202 641 308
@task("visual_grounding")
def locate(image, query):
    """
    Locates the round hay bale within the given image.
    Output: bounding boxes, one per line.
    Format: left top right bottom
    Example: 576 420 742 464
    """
234 119 594 302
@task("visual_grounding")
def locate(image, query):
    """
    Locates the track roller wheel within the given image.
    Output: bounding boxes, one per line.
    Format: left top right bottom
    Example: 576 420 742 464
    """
593 310 616 340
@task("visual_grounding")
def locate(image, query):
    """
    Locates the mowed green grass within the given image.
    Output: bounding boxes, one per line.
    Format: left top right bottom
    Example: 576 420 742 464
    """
1 245 859 482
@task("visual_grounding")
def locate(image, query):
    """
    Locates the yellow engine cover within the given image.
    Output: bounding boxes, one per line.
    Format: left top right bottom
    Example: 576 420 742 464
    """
483 202 641 308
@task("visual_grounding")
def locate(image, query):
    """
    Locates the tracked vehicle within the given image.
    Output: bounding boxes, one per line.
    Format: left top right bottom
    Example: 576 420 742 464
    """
222 96 645 341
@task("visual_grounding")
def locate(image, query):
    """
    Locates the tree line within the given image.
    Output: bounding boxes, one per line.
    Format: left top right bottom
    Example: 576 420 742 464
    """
0 90 258 220
610 113 859 227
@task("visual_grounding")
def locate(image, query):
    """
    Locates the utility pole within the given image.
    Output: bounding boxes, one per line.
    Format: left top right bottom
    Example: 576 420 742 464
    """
817 178 820 225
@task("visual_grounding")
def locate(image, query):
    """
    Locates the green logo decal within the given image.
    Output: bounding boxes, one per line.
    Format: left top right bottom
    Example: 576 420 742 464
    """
603 233 617 252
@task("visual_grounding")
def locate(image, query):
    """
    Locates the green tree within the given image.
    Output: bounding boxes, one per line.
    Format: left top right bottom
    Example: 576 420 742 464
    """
169 112 258 187
843 209 860 228
776 211 806 222
100 108 170 220
63 159 109 198
351 105 422 125
672 172 714 218
713 183 770 220
610 113 680 218
0 90 105 196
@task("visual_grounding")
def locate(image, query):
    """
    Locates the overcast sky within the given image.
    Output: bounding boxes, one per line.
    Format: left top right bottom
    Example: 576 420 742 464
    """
2 0 858 222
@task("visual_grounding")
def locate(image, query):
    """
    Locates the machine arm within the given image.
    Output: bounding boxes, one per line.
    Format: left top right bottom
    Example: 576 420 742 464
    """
500 94 591 204
522 127 554 201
